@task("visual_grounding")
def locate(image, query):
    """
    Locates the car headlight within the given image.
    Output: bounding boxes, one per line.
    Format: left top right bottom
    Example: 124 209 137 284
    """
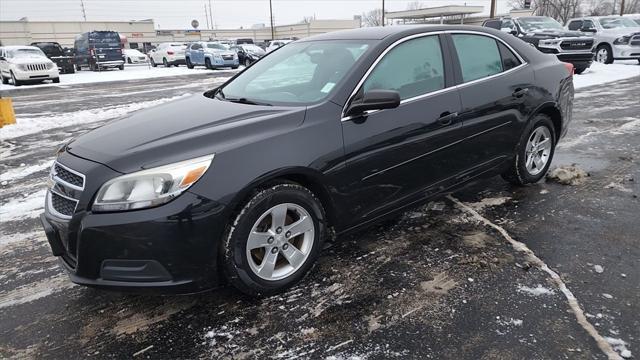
47 62 56 70
538 39 562 48
17 64 28 71
613 36 630 45
92 154 214 212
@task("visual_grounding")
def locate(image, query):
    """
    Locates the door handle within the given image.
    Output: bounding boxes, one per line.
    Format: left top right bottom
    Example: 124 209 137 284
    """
512 87 529 98
437 111 458 126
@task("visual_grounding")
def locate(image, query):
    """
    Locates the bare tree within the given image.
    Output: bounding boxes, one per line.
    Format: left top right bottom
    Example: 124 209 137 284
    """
406 1 424 10
535 0 584 23
361 8 383 27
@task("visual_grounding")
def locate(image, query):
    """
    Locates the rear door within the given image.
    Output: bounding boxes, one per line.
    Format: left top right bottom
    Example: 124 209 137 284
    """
90 32 122 63
340 34 465 224
447 32 535 174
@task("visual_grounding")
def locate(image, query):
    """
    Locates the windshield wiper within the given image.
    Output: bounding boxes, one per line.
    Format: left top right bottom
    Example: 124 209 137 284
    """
225 97 273 106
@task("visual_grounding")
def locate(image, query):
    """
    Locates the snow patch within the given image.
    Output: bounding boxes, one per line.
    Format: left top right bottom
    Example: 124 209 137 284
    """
517 284 555 296
605 337 633 359
0 189 46 221
0 94 191 139
573 61 640 89
0 160 53 182
467 196 511 211
0 274 74 309
547 165 589 186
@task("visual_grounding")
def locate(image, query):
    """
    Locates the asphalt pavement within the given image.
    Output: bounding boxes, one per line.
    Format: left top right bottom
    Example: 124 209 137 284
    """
0 73 638 359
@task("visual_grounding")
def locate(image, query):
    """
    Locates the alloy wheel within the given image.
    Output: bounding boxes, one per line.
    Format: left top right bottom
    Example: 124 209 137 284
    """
246 203 315 281
596 48 609 63
525 126 552 176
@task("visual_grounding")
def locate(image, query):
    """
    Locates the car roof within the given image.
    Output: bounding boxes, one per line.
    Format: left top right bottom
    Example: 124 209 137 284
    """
1 45 41 51
300 25 504 41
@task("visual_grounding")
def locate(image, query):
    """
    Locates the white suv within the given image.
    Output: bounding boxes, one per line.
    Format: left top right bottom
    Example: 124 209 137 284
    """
566 16 640 64
266 39 293 53
148 43 186 67
0 46 59 86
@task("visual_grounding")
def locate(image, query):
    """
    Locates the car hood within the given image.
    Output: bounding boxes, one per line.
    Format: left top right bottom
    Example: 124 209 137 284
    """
10 56 52 64
67 94 306 173
524 29 588 38
206 50 236 56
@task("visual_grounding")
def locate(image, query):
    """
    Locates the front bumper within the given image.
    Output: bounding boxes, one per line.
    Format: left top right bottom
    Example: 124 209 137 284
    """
612 44 640 59
13 67 59 80
95 60 124 68
40 153 228 293
211 58 239 68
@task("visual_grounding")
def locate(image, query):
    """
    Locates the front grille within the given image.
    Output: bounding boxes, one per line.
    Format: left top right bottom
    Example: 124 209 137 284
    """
53 163 84 189
50 192 78 217
26 63 48 71
222 55 234 60
560 39 594 51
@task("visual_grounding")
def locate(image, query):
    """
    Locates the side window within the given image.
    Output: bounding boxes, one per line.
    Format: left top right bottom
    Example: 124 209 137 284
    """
498 42 521 71
452 34 503 83
568 20 583 31
583 20 595 30
191 43 202 50
363 35 444 100
484 20 502 29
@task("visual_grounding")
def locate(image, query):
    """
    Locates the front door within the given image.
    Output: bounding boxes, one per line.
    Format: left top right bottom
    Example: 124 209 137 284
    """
190 43 204 64
340 34 465 225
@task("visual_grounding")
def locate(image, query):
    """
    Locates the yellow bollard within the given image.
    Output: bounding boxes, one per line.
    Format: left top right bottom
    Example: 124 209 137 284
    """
0 97 17 127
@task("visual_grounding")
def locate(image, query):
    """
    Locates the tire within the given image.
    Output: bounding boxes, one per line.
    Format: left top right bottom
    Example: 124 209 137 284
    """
205 58 213 70
1 74 8 84
186 57 194 69
75 64 81 71
232 65 239 69
222 182 327 297
502 114 556 186
68 67 75 74
163 58 170 67
118 65 124 70
53 77 60 83
574 66 588 74
10 71 21 86
244 58 251 67
127 58 132 64
595 44 613 64
150 58 157 67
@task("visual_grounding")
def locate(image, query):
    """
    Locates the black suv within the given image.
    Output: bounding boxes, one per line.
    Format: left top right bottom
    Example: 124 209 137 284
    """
41 25 574 296
483 16 595 74
73 31 125 71
30 42 75 74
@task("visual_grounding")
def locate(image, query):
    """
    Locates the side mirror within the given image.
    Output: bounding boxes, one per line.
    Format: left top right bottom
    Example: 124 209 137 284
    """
345 90 400 118
510 29 519 36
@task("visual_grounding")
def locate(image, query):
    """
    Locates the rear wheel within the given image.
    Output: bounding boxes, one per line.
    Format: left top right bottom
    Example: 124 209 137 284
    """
127 58 132 64
595 44 613 64
150 58 157 67
163 58 170 67
244 58 251 67
186 57 194 69
75 64 81 71
502 114 556 185
1 74 8 84
118 65 124 70
574 66 588 74
222 183 326 296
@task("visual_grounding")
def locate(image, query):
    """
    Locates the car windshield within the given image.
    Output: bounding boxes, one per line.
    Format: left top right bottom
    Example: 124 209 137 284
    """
10 48 46 58
217 40 371 106
241 45 265 54
517 17 564 31
35 44 64 57
599 17 639 28
206 43 228 50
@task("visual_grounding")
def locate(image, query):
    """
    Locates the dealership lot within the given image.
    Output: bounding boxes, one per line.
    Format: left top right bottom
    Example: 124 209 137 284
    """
0 67 639 359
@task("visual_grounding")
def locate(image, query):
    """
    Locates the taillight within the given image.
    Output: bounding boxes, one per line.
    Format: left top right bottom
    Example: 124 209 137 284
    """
89 48 95 56
563 62 574 76
167 50 174 55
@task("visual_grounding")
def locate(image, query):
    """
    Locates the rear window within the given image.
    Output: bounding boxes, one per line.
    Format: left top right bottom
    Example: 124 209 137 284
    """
89 32 120 48
35 43 64 57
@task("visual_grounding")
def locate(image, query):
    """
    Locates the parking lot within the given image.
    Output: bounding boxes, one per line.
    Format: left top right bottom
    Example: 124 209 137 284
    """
0 65 639 359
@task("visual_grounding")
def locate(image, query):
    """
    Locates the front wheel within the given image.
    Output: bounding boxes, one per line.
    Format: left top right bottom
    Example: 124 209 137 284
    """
186 57 194 69
205 58 213 70
502 115 556 186
10 71 21 86
52 77 60 83
1 74 8 84
244 58 251 67
150 58 157 67
222 183 326 296
595 44 613 64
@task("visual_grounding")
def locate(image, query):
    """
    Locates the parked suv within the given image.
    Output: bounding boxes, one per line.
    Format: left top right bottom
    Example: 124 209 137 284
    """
148 43 186 67
74 31 125 71
565 16 640 64
0 46 59 86
41 26 574 296
30 42 75 74
185 42 239 69
483 16 595 74
230 44 266 67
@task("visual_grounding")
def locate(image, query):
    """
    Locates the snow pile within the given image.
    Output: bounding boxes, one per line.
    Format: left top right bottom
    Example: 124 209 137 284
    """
517 284 555 296
547 165 589 185
0 94 190 139
0 64 240 91
573 61 640 89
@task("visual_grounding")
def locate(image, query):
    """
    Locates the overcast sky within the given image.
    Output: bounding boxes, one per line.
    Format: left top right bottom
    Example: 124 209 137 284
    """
0 0 511 29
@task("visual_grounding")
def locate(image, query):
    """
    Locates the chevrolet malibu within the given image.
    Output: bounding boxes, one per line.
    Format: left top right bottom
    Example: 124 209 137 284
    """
41 25 574 296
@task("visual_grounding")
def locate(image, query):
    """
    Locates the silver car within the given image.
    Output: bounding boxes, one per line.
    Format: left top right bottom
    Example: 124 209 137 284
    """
566 16 640 64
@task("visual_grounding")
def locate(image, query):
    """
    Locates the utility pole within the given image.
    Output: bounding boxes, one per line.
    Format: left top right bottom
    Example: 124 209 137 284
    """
382 0 385 26
80 0 87 21
204 3 210 29
269 0 275 39
490 0 496 18
209 0 214 30
619 0 625 15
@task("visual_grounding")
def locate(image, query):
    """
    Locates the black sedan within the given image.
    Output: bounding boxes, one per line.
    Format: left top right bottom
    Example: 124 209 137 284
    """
230 43 266 67
41 25 574 296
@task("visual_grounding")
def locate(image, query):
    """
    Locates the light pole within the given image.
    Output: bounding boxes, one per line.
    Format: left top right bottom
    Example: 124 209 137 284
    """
270 0 275 39
490 0 497 18
382 0 385 26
